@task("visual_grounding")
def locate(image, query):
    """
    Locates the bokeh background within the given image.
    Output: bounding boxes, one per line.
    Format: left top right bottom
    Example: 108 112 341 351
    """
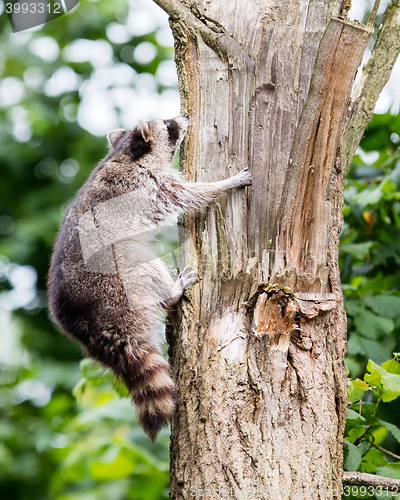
0 0 400 498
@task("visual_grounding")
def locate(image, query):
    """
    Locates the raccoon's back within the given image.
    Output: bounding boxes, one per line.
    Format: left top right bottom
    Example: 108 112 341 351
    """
48 212 128 345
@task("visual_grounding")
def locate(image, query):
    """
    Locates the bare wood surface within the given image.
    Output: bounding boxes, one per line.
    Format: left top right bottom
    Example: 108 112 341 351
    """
164 2 347 496
273 17 371 283
150 0 400 498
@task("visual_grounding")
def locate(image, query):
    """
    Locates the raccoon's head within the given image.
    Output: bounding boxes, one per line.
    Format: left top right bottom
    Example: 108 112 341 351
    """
107 114 189 165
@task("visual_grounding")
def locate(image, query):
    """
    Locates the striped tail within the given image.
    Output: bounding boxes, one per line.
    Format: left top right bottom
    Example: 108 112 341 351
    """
128 345 177 441
87 331 176 441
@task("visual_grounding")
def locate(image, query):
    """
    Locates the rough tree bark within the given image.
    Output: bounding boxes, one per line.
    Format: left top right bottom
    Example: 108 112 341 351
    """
152 0 400 498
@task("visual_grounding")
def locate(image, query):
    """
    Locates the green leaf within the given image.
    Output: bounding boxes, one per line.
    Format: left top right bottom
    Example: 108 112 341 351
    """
347 408 366 423
382 359 400 374
362 448 387 474
364 367 383 386
71 400 135 429
371 425 388 445
376 463 400 480
353 186 383 207
347 334 366 356
378 419 400 444
345 358 364 378
358 403 378 419
89 452 136 481
364 295 400 318
365 360 400 402
112 377 130 398
354 310 395 339
348 379 370 403
345 300 364 316
72 378 86 399
361 339 393 366
341 241 374 260
357 439 371 458
381 179 396 193
343 440 362 471
347 427 367 443
79 359 108 383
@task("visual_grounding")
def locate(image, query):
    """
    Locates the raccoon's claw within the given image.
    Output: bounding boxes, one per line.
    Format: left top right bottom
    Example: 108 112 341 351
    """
179 266 198 292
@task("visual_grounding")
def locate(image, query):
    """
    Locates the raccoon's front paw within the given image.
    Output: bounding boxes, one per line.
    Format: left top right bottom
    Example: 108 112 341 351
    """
235 167 252 187
179 266 198 292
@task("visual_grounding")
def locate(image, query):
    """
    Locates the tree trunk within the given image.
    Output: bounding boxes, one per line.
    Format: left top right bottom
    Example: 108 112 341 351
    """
153 0 400 498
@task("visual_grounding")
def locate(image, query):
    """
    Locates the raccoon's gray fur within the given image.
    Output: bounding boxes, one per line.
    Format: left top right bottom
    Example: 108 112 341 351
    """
48 114 252 440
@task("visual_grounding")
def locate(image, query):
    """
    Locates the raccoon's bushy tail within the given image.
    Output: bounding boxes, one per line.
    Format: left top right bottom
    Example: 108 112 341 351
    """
86 323 176 441
127 342 176 441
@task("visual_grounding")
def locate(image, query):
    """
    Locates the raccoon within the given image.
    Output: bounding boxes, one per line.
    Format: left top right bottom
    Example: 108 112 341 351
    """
48 114 252 440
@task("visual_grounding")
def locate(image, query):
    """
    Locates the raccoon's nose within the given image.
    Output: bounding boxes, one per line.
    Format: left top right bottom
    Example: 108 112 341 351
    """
182 113 189 120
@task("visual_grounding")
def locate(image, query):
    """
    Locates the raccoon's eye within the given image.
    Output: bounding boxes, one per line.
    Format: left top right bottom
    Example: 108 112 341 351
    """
164 119 180 143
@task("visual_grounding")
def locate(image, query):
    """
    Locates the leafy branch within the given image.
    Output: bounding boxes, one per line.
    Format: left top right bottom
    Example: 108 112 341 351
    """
344 356 400 493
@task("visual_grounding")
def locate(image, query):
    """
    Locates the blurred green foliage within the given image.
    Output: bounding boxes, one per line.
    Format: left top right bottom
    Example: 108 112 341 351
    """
0 0 399 498
0 0 173 498
341 112 400 496
341 111 400 377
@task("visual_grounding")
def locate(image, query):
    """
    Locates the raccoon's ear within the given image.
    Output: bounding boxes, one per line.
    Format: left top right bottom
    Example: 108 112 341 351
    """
137 120 152 143
107 129 126 148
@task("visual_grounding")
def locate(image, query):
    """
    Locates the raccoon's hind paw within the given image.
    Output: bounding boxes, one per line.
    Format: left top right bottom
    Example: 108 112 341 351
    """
178 266 198 292
163 265 198 309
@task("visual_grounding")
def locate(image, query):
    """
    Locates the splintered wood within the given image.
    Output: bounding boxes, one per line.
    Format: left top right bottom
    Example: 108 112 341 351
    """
273 18 372 283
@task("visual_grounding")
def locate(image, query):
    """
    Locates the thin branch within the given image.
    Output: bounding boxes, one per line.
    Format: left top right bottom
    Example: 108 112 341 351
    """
153 0 215 44
152 0 185 18
342 0 400 173
152 0 252 68
367 0 383 28
343 471 400 492
372 442 400 461
354 397 381 446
